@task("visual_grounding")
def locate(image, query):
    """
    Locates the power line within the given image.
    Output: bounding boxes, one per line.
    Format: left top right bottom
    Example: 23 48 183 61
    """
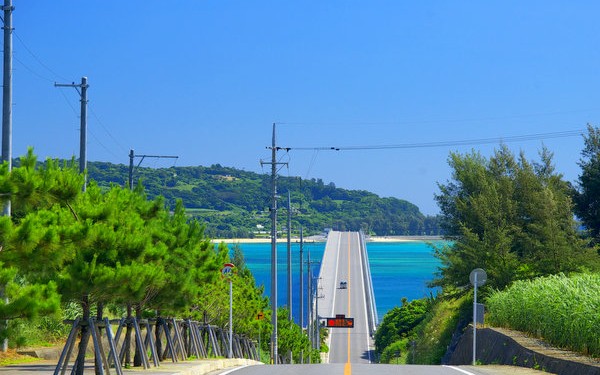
13 54 53 82
13 30 69 82
289 129 585 151
11 29 126 161
88 104 128 154
88 128 121 160
277 109 600 128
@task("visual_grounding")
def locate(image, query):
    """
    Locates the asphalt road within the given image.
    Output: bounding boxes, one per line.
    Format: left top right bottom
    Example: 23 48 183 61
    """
0 361 550 375
211 364 549 375
324 231 373 364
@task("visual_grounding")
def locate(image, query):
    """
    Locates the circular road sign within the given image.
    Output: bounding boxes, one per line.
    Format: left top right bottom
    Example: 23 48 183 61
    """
222 263 235 278
469 268 487 287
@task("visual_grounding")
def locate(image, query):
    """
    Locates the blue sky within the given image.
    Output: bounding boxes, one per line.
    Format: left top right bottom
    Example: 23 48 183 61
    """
8 1 600 215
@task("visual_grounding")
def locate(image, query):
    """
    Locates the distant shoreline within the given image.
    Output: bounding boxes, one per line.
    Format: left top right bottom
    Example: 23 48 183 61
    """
212 235 444 244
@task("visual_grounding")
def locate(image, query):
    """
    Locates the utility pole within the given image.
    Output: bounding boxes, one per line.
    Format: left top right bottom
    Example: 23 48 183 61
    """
305 247 321 360
1 0 13 353
260 123 288 364
314 277 323 351
55 77 89 190
306 245 311 363
128 149 179 190
287 191 292 321
1 0 13 217
298 226 304 363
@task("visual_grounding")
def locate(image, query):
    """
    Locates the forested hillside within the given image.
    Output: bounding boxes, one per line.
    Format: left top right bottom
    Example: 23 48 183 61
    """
87 162 441 238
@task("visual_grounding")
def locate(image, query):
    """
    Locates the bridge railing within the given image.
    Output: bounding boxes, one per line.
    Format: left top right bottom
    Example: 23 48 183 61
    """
359 230 379 336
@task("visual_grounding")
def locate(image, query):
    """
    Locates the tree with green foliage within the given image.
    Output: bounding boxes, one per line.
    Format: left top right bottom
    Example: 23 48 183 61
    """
87 161 442 237
434 145 592 291
0 151 226 367
195 243 268 341
374 298 429 356
0 151 83 344
573 124 600 249
276 307 317 363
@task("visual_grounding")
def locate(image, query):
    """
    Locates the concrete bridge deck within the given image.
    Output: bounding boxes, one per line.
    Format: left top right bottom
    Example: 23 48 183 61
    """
316 231 377 364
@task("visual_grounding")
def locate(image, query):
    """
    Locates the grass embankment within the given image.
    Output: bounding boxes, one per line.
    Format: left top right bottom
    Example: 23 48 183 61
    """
377 294 471 364
410 294 470 364
486 272 600 358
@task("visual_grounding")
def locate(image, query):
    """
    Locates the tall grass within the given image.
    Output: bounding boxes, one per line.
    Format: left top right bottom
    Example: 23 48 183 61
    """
486 273 600 357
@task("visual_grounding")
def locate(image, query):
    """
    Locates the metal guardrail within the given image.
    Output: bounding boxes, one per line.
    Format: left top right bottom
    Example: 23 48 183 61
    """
359 230 379 336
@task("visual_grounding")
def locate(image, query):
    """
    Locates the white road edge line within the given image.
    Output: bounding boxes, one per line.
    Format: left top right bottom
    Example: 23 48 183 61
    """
331 231 341 317
356 232 372 363
443 365 478 375
218 364 252 375
325 231 342 360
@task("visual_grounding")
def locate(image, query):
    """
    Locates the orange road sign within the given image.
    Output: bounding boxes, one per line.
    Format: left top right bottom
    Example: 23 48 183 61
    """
325 314 354 328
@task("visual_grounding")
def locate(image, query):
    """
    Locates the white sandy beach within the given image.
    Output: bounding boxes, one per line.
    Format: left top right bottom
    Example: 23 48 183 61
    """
212 235 442 244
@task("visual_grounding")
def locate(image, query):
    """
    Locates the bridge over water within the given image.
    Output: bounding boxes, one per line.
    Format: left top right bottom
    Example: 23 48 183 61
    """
316 230 378 364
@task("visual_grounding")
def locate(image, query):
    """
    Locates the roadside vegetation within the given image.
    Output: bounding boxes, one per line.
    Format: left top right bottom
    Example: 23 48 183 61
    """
487 273 600 357
375 125 600 364
5 126 600 366
376 294 470 364
0 149 321 365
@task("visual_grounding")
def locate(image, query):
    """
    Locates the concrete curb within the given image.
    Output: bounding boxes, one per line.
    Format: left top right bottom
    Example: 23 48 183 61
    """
0 358 263 375
448 326 600 375
123 359 263 375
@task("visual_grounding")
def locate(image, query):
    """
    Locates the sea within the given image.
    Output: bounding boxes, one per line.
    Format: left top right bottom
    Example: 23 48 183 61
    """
227 240 443 324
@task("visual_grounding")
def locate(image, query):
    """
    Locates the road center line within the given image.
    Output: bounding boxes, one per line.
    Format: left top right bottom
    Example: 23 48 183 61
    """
346 232 352 374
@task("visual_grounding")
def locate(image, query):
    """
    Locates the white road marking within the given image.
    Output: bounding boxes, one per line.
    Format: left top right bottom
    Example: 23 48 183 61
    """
218 365 252 375
331 231 341 317
443 365 478 375
356 232 372 363
325 231 342 361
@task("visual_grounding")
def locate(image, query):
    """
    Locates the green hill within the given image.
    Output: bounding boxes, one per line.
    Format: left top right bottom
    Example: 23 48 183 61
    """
88 161 441 238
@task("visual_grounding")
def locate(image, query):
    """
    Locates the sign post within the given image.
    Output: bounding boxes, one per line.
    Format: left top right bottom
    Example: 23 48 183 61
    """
222 263 235 358
469 268 487 366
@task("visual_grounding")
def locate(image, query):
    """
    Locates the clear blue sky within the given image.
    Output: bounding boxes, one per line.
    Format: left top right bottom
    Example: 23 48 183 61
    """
9 1 600 215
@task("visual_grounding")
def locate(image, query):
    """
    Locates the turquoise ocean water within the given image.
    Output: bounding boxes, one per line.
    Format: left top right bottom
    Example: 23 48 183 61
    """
229 240 442 324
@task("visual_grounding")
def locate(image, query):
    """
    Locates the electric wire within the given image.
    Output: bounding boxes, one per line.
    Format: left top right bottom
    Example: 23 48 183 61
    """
278 109 600 127
13 54 54 83
13 30 69 82
57 88 80 118
11 29 126 161
88 104 128 155
88 128 121 160
288 129 585 151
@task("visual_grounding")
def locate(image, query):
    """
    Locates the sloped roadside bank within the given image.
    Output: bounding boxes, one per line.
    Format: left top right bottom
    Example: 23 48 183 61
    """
448 326 600 375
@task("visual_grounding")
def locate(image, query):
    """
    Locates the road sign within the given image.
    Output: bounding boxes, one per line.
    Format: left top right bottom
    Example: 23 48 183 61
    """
325 314 354 328
469 268 487 287
475 303 484 325
257 312 265 320
222 263 235 278
469 268 487 366
221 263 235 358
